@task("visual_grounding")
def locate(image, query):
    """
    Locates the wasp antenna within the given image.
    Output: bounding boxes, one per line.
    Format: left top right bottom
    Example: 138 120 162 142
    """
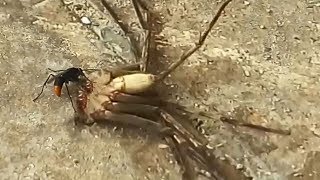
47 68 66 73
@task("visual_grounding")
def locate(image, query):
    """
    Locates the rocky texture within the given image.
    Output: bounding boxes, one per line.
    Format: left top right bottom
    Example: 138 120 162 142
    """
0 0 320 180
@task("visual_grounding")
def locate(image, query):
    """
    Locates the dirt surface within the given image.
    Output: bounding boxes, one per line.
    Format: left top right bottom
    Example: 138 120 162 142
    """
0 0 320 180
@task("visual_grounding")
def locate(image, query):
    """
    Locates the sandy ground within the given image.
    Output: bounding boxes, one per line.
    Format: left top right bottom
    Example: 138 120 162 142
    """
0 0 320 180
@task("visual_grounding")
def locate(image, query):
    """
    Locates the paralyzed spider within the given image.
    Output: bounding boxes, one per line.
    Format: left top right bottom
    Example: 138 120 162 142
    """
71 0 248 180
74 0 233 128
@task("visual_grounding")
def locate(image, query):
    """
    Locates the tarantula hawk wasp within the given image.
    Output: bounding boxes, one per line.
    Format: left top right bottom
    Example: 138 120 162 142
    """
32 67 96 111
32 63 145 111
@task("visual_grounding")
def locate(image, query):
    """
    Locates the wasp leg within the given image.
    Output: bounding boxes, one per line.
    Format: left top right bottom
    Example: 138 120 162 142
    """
90 110 172 135
33 74 55 102
64 83 77 112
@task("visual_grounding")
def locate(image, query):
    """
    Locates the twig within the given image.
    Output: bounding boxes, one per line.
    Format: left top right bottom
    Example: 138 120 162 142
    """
100 0 141 62
131 0 152 72
132 0 148 29
100 0 130 34
171 136 197 180
141 29 151 72
136 0 150 11
156 0 233 82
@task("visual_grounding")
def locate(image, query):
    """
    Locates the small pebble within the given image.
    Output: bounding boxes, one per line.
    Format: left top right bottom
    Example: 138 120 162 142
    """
293 172 303 177
242 66 251 77
293 35 300 40
215 143 224 148
258 69 264 75
80 16 92 25
206 144 214 149
27 163 35 169
236 164 244 170
244 70 250 77
158 144 169 149
73 159 80 164
266 8 273 13
200 169 212 177
260 25 266 29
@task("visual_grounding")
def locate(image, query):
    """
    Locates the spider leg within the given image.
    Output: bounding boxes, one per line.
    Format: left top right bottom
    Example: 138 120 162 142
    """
33 74 55 102
109 92 161 106
103 102 160 120
170 136 197 180
160 111 209 147
109 64 142 78
102 100 233 179
90 110 172 135
103 100 208 146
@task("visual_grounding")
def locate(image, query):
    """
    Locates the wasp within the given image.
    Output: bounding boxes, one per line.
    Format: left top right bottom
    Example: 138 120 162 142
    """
33 67 91 111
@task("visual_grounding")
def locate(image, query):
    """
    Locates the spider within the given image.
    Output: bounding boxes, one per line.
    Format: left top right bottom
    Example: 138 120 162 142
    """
70 0 248 180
